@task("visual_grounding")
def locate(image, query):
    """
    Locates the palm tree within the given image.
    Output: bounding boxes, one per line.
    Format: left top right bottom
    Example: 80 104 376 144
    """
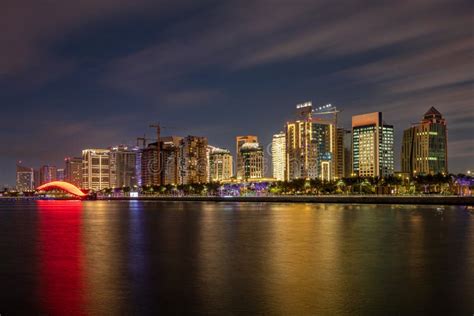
384 175 402 194
290 178 306 194
320 181 337 194
309 178 322 195
336 179 347 194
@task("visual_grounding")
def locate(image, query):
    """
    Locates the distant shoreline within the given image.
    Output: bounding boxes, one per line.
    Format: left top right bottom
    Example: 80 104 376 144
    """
1 195 473 205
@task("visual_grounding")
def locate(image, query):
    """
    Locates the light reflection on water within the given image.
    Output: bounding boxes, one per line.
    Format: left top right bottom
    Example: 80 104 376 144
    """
0 201 472 314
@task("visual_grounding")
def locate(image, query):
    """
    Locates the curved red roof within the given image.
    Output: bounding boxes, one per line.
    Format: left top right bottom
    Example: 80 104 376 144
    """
37 181 87 197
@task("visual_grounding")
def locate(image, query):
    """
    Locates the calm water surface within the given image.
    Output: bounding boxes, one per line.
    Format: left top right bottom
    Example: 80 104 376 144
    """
0 201 473 315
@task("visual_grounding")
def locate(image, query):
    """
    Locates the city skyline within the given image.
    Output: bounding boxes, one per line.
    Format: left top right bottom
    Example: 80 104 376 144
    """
12 104 461 192
6 103 471 188
1 0 473 186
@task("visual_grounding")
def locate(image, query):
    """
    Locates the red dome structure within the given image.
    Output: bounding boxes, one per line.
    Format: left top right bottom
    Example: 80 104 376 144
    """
37 181 87 198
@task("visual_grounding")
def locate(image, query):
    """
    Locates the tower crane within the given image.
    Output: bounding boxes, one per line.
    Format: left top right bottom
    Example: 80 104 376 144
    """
312 104 340 126
136 135 158 149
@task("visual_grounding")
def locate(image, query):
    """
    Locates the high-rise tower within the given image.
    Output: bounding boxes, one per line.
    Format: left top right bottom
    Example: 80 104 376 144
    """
82 149 110 190
209 147 233 181
352 112 394 177
272 132 286 181
236 136 258 179
65 157 83 188
401 107 448 176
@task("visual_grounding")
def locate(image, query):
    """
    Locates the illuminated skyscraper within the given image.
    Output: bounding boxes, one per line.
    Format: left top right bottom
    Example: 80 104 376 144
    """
65 157 83 188
161 136 182 185
209 147 233 181
82 149 110 190
401 107 448 176
40 165 57 185
141 136 183 186
109 145 139 188
141 142 160 186
16 163 34 191
352 112 394 177
285 102 339 181
236 135 258 179
312 118 337 181
272 132 286 181
286 102 315 180
334 128 352 179
240 142 264 180
178 136 208 184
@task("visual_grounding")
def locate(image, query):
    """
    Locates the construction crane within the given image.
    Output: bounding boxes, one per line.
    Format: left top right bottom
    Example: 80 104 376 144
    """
136 135 158 149
149 123 178 140
312 104 340 126
137 122 176 149
149 124 161 143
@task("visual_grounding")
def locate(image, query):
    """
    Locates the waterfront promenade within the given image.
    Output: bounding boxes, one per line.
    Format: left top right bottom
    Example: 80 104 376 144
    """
103 195 473 205
2 195 473 205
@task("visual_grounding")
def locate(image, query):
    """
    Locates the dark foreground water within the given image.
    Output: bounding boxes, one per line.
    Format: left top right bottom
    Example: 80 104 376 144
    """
0 201 473 315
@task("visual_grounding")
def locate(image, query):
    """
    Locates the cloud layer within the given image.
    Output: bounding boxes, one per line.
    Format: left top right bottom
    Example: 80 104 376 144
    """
0 0 472 184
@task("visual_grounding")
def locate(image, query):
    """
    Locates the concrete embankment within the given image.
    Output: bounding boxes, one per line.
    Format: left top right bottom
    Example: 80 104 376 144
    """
102 195 474 205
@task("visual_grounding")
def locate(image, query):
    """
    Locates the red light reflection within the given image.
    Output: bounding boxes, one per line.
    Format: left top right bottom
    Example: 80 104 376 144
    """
37 200 85 315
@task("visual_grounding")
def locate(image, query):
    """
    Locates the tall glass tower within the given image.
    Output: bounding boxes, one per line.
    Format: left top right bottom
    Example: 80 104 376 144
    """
352 112 394 177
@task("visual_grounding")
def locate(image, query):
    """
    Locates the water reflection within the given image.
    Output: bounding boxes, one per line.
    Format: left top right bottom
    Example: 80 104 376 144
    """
37 200 85 315
81 201 128 315
0 201 472 314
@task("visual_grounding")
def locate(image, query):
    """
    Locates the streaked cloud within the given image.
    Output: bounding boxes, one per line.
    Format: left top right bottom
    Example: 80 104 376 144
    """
0 0 472 184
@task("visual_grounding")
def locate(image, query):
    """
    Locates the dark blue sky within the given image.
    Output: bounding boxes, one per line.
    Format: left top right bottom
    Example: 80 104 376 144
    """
1 0 473 185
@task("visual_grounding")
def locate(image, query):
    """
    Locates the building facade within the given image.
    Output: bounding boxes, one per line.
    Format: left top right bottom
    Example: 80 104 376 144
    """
240 142 264 180
209 147 233 182
16 164 34 191
82 149 110 190
39 165 57 185
109 146 139 188
141 136 183 186
312 119 337 181
161 136 182 185
285 102 341 181
236 135 258 179
286 117 315 180
65 157 83 188
56 169 65 181
141 142 160 187
343 130 352 178
352 112 394 177
178 136 208 184
401 107 448 176
272 132 286 181
334 128 351 179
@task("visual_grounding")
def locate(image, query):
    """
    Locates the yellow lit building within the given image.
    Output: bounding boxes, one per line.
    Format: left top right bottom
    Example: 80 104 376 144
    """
178 136 208 184
272 132 286 181
82 149 110 190
209 146 233 182
240 142 264 180
285 102 340 181
401 107 448 176
236 135 258 179
352 112 394 177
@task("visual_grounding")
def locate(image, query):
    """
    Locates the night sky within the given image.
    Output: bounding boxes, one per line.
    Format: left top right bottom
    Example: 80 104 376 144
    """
1 0 473 185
